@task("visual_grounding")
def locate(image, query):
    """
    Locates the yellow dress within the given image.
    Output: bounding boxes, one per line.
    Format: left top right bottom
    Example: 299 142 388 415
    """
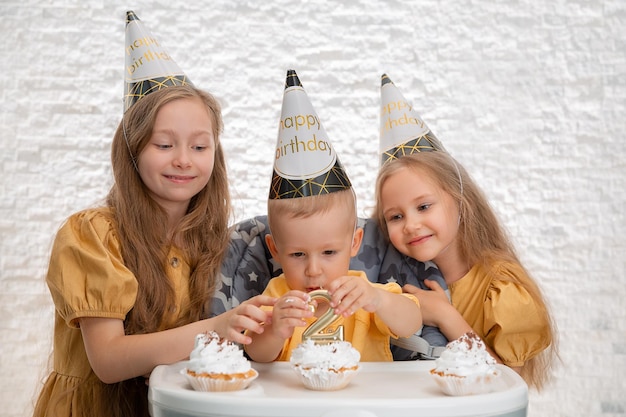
449 261 552 367
33 208 191 417
258 271 420 362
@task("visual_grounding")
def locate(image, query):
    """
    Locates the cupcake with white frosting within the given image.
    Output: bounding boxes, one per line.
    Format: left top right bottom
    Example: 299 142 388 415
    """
182 331 258 392
430 331 500 396
290 339 360 391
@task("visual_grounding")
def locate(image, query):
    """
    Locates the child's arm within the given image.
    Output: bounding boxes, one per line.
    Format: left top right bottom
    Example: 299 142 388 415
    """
79 294 276 384
403 281 505 364
328 276 422 338
244 290 313 362
404 280 472 340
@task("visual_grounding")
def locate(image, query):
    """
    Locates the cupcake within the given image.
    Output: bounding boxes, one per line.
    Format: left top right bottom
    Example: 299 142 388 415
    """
182 331 258 392
430 331 500 396
290 339 360 391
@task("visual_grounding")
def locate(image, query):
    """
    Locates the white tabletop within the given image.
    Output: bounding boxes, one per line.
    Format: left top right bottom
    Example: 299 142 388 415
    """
149 361 528 417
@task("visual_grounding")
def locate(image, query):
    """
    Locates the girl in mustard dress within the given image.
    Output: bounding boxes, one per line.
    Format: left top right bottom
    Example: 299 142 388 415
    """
375 150 558 390
33 85 276 417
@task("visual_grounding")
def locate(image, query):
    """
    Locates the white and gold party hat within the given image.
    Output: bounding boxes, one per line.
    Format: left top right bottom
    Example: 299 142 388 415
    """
269 70 351 199
124 10 192 112
379 74 444 165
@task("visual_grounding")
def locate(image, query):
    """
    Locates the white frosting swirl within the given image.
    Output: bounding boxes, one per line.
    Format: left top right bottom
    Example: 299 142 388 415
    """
187 331 251 374
290 339 360 370
432 332 497 377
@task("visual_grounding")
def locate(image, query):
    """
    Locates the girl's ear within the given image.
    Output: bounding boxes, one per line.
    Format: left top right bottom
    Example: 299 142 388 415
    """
350 227 364 257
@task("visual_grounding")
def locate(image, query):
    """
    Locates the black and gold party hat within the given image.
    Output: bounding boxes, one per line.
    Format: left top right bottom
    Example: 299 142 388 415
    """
379 74 444 165
124 10 192 112
269 70 351 200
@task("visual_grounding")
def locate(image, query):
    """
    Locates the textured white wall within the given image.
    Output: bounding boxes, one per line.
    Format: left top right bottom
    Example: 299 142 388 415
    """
1 1 624 416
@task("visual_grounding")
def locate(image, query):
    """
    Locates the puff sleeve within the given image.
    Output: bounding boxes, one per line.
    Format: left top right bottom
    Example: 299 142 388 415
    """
45 209 138 328
482 264 551 368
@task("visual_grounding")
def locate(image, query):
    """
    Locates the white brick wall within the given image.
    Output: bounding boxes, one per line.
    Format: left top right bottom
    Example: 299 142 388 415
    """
1 1 624 416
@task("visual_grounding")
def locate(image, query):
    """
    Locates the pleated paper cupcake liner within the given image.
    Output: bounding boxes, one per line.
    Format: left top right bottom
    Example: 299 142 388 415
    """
182 368 258 392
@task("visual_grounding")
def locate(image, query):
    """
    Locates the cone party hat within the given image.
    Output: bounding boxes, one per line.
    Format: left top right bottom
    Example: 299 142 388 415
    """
269 70 351 200
124 10 192 112
379 74 444 166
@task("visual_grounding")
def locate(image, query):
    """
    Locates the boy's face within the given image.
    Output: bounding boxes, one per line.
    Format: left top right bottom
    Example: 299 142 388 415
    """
266 203 363 292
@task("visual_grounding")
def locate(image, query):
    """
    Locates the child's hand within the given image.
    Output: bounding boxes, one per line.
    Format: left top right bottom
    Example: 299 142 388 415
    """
327 275 381 317
404 280 475 343
403 280 452 327
270 291 314 339
218 294 277 344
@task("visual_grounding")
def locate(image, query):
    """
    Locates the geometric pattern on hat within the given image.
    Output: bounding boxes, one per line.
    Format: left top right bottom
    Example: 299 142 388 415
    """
124 75 191 112
379 73 444 166
270 160 352 199
123 11 192 113
269 69 352 200
381 133 444 165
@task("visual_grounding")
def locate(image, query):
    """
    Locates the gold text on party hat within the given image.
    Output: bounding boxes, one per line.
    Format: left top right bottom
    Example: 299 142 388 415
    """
126 48 174 76
381 99 414 115
380 113 427 135
280 114 322 131
125 36 160 55
275 135 333 161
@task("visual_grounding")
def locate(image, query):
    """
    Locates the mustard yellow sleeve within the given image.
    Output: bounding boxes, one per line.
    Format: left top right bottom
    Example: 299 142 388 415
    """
46 209 138 328
483 266 551 367
378 281 420 307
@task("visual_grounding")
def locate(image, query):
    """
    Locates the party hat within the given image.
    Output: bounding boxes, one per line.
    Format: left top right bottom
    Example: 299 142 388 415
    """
269 70 351 200
124 10 192 112
379 74 444 165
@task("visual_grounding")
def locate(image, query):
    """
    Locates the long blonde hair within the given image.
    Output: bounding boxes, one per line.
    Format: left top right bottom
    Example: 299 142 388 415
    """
108 84 230 332
374 151 557 389
87 85 231 417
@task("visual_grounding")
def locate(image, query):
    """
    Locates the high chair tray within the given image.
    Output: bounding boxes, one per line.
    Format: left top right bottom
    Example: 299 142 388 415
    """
149 361 528 417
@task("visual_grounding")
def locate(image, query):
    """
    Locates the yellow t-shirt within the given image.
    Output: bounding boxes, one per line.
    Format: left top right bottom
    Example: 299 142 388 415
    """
260 271 420 362
34 207 191 417
449 261 552 367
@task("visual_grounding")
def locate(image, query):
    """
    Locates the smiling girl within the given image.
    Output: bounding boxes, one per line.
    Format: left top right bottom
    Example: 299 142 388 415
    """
33 85 275 417
374 150 558 390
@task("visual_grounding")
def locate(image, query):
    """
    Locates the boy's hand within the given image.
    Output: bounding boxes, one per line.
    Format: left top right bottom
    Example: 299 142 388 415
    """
327 275 381 317
270 290 313 339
